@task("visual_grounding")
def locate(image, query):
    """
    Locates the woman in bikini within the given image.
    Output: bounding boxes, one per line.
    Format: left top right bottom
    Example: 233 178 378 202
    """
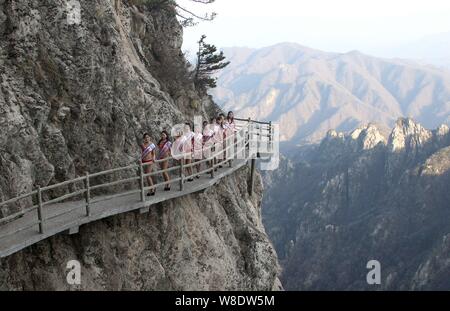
141 133 156 196
183 122 195 182
226 111 236 133
157 130 172 191
203 120 214 171
214 115 225 168
224 111 237 159
193 124 203 178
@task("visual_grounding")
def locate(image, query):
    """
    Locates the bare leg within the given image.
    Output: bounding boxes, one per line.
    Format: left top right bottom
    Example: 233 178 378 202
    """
185 158 193 181
145 163 155 195
160 160 171 190
195 160 201 178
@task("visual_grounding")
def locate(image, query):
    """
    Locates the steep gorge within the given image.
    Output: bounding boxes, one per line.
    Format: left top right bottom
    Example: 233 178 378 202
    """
263 118 450 290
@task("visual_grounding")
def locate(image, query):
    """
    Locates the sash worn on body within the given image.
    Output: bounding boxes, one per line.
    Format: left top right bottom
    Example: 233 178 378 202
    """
141 143 156 161
203 128 214 144
158 140 172 160
193 133 203 159
183 132 195 153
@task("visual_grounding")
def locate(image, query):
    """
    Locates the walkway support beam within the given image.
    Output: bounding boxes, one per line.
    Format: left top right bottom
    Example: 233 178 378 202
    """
269 121 272 152
249 158 256 196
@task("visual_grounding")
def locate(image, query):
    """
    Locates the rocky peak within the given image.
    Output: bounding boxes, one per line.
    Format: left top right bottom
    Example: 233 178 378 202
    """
436 124 449 138
317 125 387 162
317 130 346 158
388 118 433 153
433 124 450 148
325 129 345 140
349 124 386 151
263 119 450 290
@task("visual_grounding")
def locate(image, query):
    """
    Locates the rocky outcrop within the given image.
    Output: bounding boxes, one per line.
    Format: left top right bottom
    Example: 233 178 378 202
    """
0 0 280 290
263 118 450 290
388 118 433 152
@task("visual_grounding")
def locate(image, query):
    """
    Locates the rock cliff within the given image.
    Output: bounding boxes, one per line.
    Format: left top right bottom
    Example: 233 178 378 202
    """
263 118 450 290
0 0 280 290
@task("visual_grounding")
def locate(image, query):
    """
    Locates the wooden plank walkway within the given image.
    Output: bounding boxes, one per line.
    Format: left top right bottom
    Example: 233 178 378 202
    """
0 119 277 259
0 159 249 258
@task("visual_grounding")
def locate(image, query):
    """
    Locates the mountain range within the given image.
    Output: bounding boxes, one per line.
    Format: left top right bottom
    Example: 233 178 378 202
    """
212 43 450 146
262 118 450 290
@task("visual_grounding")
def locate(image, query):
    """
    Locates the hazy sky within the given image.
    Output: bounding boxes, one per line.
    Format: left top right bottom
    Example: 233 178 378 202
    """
181 0 450 57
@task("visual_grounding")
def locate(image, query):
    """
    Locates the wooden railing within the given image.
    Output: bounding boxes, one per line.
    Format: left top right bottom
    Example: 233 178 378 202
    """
0 119 274 241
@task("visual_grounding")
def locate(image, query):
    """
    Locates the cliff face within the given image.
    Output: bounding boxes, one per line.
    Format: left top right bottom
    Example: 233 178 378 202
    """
2 169 280 290
0 0 280 290
263 118 450 290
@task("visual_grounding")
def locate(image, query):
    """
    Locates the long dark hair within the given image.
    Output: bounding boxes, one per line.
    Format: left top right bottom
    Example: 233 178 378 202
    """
216 115 224 128
158 130 171 146
227 111 234 123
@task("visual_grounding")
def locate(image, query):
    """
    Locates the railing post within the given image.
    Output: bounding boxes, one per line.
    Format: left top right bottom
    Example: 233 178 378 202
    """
210 158 215 178
244 124 248 158
179 160 184 191
229 139 234 168
258 123 263 158
84 172 91 216
248 117 251 150
37 186 44 234
212 144 217 174
139 162 145 202
248 119 254 157
268 121 272 152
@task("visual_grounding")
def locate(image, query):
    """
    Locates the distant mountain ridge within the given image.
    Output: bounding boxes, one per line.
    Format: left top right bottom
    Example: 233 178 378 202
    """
375 32 450 69
213 43 450 145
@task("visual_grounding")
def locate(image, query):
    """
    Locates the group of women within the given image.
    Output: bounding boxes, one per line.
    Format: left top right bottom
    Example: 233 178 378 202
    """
140 111 237 196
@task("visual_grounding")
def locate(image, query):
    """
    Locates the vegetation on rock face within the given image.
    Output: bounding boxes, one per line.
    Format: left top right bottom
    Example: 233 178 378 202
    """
127 1 228 99
193 35 230 90
131 0 216 27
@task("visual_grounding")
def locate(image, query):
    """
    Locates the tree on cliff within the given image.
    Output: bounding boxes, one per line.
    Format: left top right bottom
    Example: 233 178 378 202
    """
136 0 216 27
193 35 230 90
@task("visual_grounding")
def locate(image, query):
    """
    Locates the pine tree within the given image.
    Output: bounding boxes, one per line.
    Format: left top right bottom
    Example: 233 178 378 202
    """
194 35 230 90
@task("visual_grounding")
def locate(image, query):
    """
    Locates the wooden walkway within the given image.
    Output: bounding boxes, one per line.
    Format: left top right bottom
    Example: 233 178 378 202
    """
0 119 275 258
